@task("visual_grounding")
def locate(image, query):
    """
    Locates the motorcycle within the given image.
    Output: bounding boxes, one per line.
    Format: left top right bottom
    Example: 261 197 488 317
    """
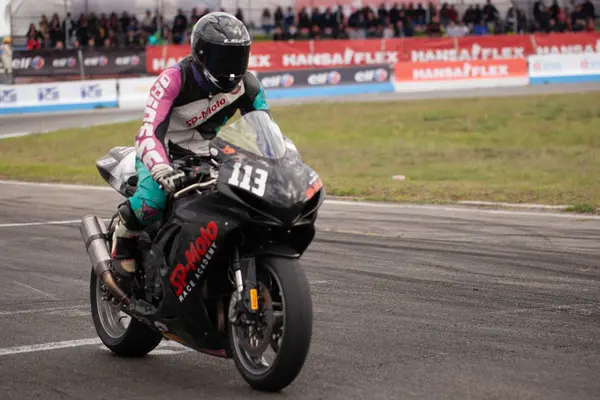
79 110 325 392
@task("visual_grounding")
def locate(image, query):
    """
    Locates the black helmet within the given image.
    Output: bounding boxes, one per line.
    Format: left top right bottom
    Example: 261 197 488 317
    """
191 12 251 93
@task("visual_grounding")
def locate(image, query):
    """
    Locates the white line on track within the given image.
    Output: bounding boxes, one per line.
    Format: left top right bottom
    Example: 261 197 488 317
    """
0 219 111 228
0 220 83 228
12 280 57 299
0 337 194 357
1 180 599 220
0 305 88 316
0 338 102 356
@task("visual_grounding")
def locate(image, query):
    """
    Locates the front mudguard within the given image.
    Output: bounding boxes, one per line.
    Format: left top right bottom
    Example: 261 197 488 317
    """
255 244 302 259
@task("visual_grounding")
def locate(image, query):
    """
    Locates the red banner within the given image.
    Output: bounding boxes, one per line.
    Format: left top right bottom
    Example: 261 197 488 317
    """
145 32 600 75
533 32 600 55
398 37 455 62
395 58 528 83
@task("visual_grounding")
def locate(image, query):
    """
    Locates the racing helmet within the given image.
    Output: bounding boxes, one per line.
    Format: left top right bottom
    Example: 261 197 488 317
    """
191 12 251 93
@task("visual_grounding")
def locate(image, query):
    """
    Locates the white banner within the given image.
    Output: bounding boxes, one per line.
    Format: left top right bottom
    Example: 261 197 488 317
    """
0 79 118 112
528 53 600 78
117 77 155 110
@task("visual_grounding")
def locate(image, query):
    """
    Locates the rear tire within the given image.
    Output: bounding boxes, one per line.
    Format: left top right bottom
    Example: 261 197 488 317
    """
230 257 313 392
90 269 162 357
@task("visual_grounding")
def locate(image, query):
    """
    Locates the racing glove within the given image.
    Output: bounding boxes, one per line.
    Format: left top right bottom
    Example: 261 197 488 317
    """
151 165 186 194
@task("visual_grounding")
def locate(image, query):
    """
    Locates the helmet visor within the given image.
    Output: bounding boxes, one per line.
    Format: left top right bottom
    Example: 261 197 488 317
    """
204 42 250 80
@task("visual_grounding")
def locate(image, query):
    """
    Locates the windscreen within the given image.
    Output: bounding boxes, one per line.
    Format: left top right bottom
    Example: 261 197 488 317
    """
216 111 287 159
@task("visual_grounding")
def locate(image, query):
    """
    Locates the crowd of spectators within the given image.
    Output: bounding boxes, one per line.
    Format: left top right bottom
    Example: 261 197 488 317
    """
23 1 597 51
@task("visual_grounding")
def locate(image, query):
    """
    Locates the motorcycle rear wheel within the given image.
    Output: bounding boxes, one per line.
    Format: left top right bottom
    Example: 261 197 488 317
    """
229 257 313 392
90 269 162 357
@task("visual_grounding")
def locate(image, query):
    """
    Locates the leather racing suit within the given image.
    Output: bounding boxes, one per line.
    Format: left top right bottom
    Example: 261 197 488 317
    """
130 55 270 226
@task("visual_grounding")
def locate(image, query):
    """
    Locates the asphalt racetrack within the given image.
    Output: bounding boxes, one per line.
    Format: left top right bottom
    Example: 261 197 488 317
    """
0 181 599 399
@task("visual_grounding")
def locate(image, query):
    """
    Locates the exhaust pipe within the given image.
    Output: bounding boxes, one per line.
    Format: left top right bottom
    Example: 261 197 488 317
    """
80 215 130 306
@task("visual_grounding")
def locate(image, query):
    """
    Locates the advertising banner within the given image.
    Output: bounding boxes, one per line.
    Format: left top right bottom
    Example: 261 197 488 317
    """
11 48 146 77
0 79 118 114
256 64 392 90
528 53 600 84
394 58 529 92
533 32 600 55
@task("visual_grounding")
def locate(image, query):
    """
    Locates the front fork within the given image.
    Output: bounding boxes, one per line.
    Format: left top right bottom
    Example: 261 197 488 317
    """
230 246 260 325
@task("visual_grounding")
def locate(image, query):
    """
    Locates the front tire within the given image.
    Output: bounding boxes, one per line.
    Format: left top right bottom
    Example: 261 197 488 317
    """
90 269 162 357
229 257 313 392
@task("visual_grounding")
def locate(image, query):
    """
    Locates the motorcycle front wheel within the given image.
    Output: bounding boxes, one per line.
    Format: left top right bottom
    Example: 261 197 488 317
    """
229 257 313 392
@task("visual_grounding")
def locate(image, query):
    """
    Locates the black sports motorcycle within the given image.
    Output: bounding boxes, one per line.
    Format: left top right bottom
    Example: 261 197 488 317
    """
80 111 325 392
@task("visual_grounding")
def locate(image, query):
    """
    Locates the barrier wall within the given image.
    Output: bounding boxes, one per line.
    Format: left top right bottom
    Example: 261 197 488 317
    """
0 51 597 115
528 53 600 84
0 79 118 114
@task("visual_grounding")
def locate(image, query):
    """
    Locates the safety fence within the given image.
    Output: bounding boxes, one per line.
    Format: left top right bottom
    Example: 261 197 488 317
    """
0 52 599 115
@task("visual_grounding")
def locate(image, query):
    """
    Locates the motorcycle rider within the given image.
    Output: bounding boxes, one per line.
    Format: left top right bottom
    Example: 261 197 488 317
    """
111 11 270 290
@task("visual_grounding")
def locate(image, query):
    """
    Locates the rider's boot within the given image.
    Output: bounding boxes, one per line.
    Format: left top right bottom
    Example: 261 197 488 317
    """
110 203 143 293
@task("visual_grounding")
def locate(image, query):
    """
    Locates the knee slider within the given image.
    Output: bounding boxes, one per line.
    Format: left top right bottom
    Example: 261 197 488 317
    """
118 202 144 232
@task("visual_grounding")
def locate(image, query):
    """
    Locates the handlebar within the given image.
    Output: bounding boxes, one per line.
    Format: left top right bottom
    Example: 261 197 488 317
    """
173 178 218 200
170 155 220 200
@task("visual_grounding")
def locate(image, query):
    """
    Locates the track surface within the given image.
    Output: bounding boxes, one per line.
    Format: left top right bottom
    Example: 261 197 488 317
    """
0 181 599 399
1 82 599 137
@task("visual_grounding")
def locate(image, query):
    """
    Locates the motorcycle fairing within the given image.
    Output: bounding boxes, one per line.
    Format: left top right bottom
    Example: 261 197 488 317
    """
95 146 138 197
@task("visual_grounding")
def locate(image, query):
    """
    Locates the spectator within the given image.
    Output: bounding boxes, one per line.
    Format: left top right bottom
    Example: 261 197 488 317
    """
463 5 475 24
336 23 350 39
76 17 89 46
473 19 489 34
190 8 201 27
310 24 321 39
310 7 321 28
298 7 310 30
571 5 587 31
449 5 458 22
261 8 273 35
141 10 155 34
549 0 560 20
55 40 64 50
124 28 140 47
376 3 386 25
172 8 187 43
73 39 81 49
41 31 53 49
1 37 12 77
26 26 41 50
446 19 469 36
285 24 298 40
582 0 595 20
274 7 284 28
383 18 395 37
483 0 499 23
39 14 49 36
439 3 450 26
415 3 427 25
426 15 443 36
235 8 244 24
284 7 295 29
88 37 96 48
273 26 284 41
585 16 595 31
427 2 438 24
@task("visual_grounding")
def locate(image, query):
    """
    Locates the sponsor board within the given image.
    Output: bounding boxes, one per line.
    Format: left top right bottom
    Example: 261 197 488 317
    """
528 53 600 84
146 33 600 74
394 58 529 92
256 64 392 89
529 53 600 77
11 48 146 77
0 80 118 114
